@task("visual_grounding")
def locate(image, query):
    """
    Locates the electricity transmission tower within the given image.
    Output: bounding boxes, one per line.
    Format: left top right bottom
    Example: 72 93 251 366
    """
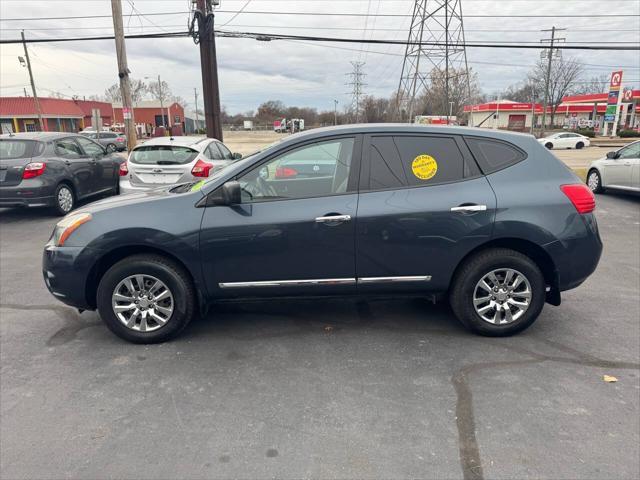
346 61 367 123
396 0 470 122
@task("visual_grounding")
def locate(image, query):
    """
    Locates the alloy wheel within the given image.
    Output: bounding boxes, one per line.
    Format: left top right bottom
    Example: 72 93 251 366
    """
473 268 532 325
111 274 174 332
57 187 73 213
587 172 599 192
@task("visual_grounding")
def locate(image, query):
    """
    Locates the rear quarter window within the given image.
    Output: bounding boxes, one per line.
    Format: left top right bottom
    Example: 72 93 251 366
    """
464 137 527 174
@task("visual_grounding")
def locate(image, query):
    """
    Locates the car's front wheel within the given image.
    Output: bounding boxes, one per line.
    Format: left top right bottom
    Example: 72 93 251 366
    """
96 254 196 343
587 169 605 194
450 248 546 336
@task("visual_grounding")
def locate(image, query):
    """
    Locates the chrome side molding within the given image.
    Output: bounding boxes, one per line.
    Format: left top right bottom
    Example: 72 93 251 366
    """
219 276 431 288
358 276 432 283
219 278 356 288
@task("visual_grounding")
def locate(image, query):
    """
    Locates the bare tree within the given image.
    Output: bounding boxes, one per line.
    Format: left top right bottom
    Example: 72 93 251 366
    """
415 67 482 119
529 56 584 127
147 79 172 105
129 79 148 104
104 84 122 103
574 74 609 95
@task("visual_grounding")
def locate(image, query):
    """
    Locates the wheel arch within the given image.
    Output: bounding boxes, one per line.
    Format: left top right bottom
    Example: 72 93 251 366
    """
451 237 560 305
84 245 201 311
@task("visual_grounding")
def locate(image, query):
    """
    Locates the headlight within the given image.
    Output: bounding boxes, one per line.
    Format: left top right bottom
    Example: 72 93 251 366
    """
51 213 92 247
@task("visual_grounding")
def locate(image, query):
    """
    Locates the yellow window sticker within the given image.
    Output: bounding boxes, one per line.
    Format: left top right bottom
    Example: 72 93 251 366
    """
190 180 206 192
411 154 438 180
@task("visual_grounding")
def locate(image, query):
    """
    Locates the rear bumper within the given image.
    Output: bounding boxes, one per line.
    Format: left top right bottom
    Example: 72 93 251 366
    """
545 213 602 292
42 245 97 310
118 178 155 195
0 184 55 208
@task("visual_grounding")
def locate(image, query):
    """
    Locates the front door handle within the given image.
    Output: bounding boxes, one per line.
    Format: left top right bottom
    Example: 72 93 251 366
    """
315 214 351 224
451 204 487 212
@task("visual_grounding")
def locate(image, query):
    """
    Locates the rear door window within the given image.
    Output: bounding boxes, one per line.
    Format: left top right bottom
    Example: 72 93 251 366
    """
76 136 104 156
217 142 233 160
55 139 83 159
367 135 473 190
129 146 198 165
464 137 527 174
204 142 224 160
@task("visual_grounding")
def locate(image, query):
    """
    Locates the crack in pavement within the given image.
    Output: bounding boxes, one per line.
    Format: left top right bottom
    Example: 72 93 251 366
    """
452 341 640 480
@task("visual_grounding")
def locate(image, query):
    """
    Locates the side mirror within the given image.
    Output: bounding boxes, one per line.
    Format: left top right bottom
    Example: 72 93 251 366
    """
606 151 619 159
210 181 241 206
232 152 242 160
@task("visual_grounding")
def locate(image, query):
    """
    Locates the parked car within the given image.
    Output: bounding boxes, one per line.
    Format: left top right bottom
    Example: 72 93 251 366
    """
119 136 241 194
587 140 640 194
80 131 128 152
1 132 123 215
538 132 590 150
43 125 601 343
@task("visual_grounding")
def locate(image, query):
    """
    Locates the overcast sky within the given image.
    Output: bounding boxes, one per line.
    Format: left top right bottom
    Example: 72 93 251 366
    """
1 0 639 114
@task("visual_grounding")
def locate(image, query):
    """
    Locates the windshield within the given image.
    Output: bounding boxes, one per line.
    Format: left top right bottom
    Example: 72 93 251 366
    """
0 140 37 161
130 145 198 165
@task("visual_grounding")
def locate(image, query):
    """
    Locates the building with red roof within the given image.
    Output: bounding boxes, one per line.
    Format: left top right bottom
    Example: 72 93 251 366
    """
0 97 114 134
464 89 639 133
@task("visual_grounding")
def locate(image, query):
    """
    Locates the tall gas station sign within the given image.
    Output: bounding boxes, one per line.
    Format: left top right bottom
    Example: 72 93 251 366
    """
603 70 623 136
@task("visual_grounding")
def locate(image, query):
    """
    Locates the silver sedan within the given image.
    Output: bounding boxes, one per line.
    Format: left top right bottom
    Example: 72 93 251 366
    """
586 140 640 194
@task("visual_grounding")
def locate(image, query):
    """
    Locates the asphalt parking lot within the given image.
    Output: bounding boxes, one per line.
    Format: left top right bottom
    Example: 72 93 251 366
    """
1 192 639 480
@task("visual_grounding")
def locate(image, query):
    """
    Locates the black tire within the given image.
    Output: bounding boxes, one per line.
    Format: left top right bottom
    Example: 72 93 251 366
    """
587 169 605 194
52 183 75 216
545 142 553 150
449 248 546 337
106 143 117 153
576 141 585 150
96 254 196 343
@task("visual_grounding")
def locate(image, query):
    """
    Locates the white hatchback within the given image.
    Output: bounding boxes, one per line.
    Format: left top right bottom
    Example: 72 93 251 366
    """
119 136 240 194
537 132 591 150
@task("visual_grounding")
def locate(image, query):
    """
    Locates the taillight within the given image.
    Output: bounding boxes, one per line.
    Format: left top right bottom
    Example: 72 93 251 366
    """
22 162 46 179
119 161 128 176
275 167 298 178
191 159 213 177
116 137 125 142
560 184 595 214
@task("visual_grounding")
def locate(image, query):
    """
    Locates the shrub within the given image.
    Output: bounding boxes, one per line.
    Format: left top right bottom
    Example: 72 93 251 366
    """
571 128 595 138
618 129 640 138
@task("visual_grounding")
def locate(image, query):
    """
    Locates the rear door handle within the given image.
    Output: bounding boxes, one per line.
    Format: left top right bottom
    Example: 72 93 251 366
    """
315 214 351 224
451 204 487 212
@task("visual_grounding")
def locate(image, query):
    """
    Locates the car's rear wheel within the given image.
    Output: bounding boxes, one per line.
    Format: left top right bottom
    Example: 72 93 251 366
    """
576 141 585 149
52 183 75 215
96 254 196 343
450 248 545 336
545 142 553 150
106 144 117 153
587 169 605 194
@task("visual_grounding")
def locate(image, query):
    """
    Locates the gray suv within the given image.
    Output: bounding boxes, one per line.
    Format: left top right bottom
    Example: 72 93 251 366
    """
42 125 602 343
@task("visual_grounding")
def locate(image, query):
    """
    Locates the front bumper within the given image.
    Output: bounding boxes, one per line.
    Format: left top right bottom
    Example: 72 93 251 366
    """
42 245 98 310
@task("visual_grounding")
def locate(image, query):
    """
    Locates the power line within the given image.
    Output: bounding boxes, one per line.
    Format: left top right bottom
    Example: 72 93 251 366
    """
3 30 639 50
2 11 638 21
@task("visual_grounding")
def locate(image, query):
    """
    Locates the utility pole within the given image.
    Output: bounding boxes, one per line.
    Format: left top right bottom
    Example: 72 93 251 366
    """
333 99 339 125
194 87 200 132
110 0 137 150
20 31 44 131
346 61 366 123
195 0 223 140
540 26 566 136
157 74 165 127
